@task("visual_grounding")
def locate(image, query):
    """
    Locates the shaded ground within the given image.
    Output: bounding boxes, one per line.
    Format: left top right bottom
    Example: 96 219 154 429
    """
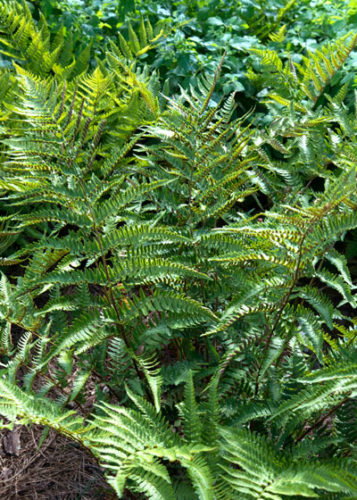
0 425 114 499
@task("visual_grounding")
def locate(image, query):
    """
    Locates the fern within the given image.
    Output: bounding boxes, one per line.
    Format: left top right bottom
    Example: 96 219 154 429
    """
0 1 89 78
0 9 356 498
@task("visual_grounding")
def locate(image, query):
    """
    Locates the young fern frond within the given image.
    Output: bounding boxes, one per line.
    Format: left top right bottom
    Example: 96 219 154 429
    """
0 1 89 78
251 33 357 109
141 73 256 227
114 18 168 60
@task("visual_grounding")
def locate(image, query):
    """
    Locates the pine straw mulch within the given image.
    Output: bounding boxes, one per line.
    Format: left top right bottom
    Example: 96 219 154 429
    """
0 424 116 500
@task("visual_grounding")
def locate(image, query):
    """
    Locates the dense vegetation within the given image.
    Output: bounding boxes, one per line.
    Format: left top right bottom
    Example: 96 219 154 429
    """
1 0 357 498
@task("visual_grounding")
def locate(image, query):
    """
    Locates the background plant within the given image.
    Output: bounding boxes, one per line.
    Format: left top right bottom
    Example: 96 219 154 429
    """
22 0 357 99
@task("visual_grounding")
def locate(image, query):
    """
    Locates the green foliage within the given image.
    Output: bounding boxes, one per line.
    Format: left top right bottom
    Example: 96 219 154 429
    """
22 0 357 100
0 0 90 78
0 1 357 499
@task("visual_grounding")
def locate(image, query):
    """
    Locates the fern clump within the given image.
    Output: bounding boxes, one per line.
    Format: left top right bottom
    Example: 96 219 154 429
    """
0 2 357 499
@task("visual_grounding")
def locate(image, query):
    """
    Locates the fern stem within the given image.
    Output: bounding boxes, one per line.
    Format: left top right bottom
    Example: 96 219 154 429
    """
75 177 152 400
295 396 349 443
199 50 226 115
254 221 313 396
